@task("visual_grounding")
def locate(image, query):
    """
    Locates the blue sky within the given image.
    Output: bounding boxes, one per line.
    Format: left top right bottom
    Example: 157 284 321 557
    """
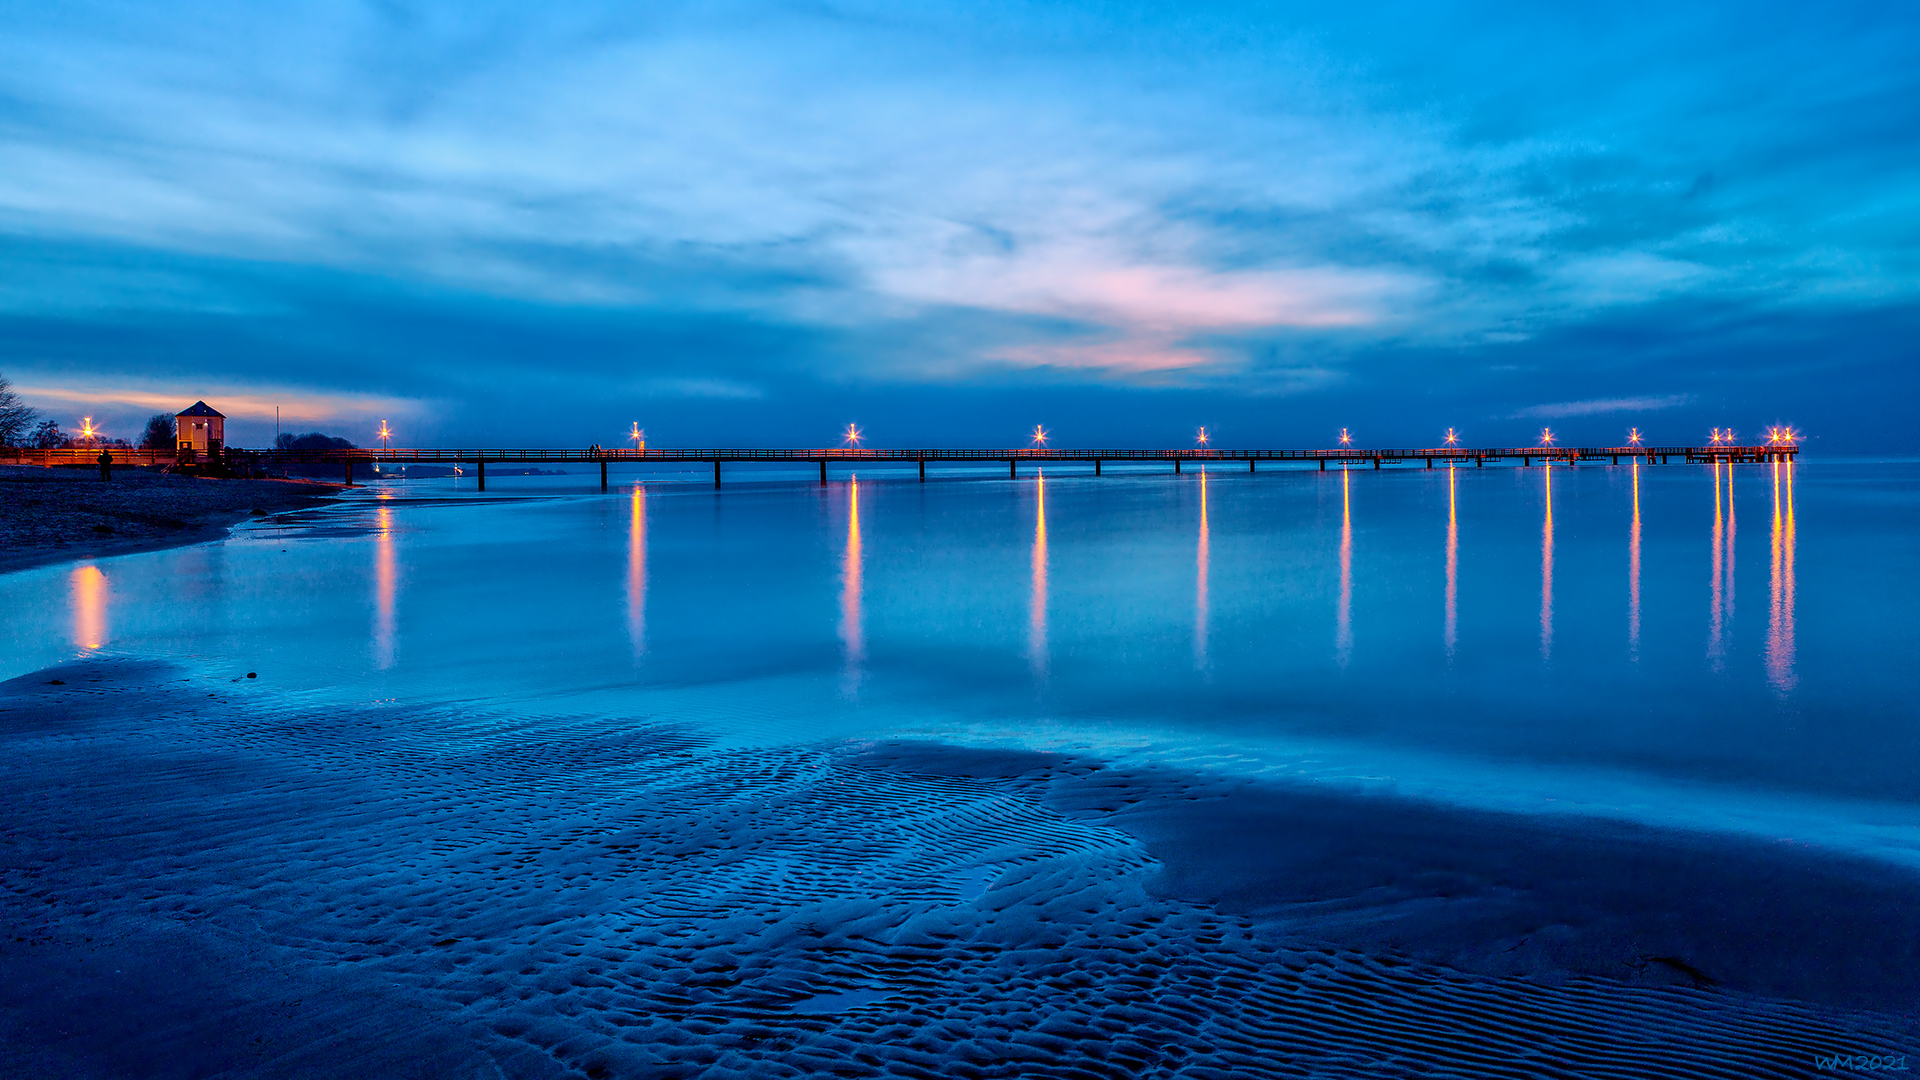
1 0 1914 449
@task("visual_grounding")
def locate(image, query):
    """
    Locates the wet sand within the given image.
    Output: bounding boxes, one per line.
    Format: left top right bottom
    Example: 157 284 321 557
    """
2 659 1914 1078
0 466 343 575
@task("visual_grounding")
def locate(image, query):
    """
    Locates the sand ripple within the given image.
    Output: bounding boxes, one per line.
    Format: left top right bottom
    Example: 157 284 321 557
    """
1 658 1913 1078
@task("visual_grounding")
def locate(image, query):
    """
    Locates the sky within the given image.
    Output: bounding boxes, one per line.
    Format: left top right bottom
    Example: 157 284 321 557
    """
0 0 1915 451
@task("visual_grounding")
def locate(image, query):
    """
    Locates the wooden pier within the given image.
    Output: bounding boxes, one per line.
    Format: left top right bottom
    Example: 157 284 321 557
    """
3 443 1798 489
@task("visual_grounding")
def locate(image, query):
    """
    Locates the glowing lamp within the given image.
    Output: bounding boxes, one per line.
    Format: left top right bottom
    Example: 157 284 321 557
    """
1195 427 1210 445
1031 425 1049 446
1338 428 1352 446
1539 427 1556 446
843 423 864 446
1444 428 1458 446
1628 428 1642 446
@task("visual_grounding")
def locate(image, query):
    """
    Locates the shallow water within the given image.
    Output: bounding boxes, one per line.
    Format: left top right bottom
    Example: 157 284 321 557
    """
5 458 1918 863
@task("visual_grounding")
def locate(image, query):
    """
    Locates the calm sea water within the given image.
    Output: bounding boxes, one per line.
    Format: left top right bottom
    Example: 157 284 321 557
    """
6 460 1917 862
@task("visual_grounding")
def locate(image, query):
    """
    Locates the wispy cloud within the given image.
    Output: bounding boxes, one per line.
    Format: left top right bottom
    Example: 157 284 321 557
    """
1510 394 1695 420
16 382 425 423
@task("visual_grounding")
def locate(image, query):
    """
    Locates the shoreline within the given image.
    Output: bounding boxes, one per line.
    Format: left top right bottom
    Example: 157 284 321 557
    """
2 657 1914 1078
0 465 345 576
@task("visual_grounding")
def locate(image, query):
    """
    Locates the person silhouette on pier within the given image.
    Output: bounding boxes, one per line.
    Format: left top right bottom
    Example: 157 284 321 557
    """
97 449 112 482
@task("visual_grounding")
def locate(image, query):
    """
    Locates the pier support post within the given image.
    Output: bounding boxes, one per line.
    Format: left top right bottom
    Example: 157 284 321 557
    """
1523 456 1530 468
1095 459 1102 476
1425 458 1432 469
1250 459 1256 473
714 460 721 488
601 460 608 491
1319 458 1326 471
1373 457 1381 469
919 458 926 482
1175 459 1181 474
344 458 353 486
820 460 827 485
1009 459 1016 479
477 460 485 491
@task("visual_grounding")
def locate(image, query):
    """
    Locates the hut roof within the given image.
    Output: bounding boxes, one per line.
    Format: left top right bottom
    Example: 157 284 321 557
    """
176 401 225 418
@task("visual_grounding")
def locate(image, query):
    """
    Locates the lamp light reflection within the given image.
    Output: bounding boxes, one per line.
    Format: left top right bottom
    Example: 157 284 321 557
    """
1336 468 1352 666
627 484 647 660
1767 459 1797 693
71 564 107 651
374 502 396 669
1629 459 1641 659
840 476 864 695
1029 469 1048 680
1195 469 1210 671
1540 461 1553 660
1444 465 1457 660
1720 457 1735 668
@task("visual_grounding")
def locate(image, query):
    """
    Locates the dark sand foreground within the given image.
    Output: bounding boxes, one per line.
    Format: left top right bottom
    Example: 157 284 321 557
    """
1 659 1915 1078
0 465 344 575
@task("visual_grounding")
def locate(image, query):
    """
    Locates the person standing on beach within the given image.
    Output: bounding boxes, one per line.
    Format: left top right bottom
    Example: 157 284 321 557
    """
97 448 112 481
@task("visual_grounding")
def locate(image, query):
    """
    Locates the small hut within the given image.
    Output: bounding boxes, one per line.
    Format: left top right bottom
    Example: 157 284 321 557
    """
176 401 226 456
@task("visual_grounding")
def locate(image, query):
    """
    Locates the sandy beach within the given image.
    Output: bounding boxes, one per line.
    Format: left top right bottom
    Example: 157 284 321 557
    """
1 656 1914 1078
0 465 343 575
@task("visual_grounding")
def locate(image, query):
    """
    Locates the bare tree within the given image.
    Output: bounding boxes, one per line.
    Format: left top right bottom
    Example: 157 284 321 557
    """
141 413 177 450
0 373 35 447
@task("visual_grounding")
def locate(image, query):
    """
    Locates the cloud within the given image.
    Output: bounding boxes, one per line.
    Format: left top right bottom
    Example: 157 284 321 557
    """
1509 394 1695 420
15 381 426 423
0 0 1915 445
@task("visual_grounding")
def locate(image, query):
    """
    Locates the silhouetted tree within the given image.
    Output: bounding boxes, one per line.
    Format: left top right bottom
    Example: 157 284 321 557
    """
275 432 356 451
30 420 65 449
0 373 35 447
141 413 177 449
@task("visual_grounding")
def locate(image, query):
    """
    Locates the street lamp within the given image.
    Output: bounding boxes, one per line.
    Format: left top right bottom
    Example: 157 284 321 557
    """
1539 427 1556 446
629 423 645 451
1444 427 1459 446
1338 428 1352 446
843 423 864 446
1031 425 1049 446
1195 427 1210 446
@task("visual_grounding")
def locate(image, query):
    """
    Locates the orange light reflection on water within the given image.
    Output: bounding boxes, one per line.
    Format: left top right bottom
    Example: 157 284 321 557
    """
71 564 107 651
1336 468 1352 666
1629 459 1641 659
1709 461 1726 670
1195 469 1210 671
374 502 395 670
1444 465 1457 660
840 476 864 695
627 485 647 660
1029 470 1048 680
1540 462 1554 661
1767 460 1797 693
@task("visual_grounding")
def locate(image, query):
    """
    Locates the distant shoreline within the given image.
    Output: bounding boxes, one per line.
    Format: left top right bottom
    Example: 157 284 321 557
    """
0 464 345 575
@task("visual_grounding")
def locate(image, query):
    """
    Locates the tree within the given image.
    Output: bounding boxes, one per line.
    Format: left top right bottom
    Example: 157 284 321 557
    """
276 432 356 451
141 413 177 450
0 373 35 447
30 419 65 449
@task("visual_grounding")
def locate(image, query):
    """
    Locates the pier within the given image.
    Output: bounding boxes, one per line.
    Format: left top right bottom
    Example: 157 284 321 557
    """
4 444 1798 489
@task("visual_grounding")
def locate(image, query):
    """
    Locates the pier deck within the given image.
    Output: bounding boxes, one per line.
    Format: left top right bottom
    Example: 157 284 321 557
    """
5 444 1797 489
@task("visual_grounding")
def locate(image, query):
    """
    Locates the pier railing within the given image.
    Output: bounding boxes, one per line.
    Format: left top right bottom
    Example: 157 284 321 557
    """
2 443 1797 487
